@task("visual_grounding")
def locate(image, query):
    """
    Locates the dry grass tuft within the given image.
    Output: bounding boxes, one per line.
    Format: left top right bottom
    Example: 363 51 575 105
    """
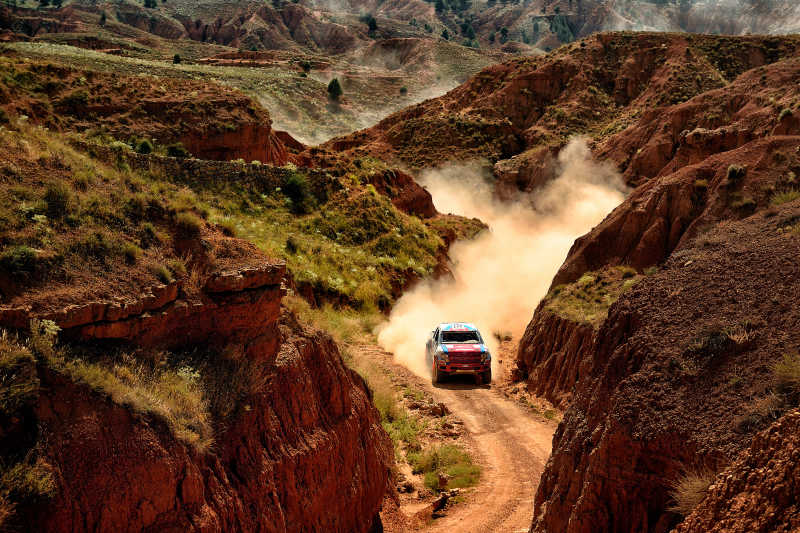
774 353 800 396
668 467 716 516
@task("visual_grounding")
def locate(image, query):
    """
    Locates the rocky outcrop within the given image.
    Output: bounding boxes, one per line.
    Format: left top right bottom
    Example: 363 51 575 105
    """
552 136 800 287
181 4 363 54
493 145 558 200
675 409 800 533
2 59 289 166
1 263 287 359
368 168 436 218
595 51 800 186
18 314 392 533
322 33 800 175
181 122 289 165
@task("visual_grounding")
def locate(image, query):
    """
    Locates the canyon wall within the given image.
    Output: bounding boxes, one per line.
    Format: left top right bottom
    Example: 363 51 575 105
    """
1 261 393 532
515 37 800 533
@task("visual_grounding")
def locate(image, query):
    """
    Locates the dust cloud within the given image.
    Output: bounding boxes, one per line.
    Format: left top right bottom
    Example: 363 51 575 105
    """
376 138 627 378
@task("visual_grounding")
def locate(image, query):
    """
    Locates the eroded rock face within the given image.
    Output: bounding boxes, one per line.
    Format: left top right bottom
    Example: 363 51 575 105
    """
515 304 593 409
20 315 392 533
1 263 288 358
675 409 800 533
530 200 800 533
181 123 289 166
368 168 437 218
553 136 800 287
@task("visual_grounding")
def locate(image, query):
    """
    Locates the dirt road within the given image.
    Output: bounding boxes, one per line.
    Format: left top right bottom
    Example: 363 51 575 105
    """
423 376 554 533
366 344 556 533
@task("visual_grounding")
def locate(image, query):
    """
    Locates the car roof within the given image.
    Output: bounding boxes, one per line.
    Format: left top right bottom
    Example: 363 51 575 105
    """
438 322 479 332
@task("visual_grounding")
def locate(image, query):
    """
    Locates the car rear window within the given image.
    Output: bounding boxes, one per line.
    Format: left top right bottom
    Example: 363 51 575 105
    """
441 331 480 343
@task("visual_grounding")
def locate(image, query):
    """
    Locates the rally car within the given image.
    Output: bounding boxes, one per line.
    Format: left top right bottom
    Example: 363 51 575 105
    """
426 322 492 384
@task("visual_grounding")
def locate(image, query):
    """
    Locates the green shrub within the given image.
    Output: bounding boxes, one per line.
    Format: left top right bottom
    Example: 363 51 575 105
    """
124 194 148 220
136 139 154 155
0 331 39 416
0 246 38 277
726 165 746 183
731 195 756 212
217 219 237 237
174 211 203 237
0 460 56 501
407 445 480 492
140 222 164 248
122 242 142 264
173 54 182 65
71 231 115 260
167 258 187 278
44 182 72 219
283 172 312 214
56 89 88 112
774 353 800 397
166 143 190 158
327 78 343 101
150 264 174 284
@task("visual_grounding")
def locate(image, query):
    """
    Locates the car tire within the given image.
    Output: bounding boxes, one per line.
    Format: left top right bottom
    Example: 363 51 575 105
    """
482 368 492 384
432 361 440 384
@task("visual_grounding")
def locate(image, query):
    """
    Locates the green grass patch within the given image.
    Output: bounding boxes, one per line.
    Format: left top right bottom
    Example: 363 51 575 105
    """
28 320 213 452
212 185 443 309
545 266 643 326
408 444 481 492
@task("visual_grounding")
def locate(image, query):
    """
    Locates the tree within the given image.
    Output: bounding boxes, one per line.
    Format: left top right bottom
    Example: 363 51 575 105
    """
327 78 343 102
441 29 449 40
435 0 445 12
53 0 62 7
99 11 107 26
38 0 50 8
144 0 157 8
362 14 378 34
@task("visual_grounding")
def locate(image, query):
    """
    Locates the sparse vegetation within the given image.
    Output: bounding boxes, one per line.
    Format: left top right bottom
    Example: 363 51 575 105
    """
774 353 800 398
770 188 800 206
407 445 480 492
174 211 203 237
166 143 190 158
668 467 716 517
545 266 643 326
0 246 40 278
150 264 174 284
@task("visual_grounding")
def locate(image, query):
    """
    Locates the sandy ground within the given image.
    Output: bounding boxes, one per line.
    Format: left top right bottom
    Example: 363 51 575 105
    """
365 343 557 533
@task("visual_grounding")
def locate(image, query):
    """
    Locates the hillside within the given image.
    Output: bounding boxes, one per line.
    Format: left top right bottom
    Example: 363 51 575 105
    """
483 32 800 533
0 47 486 529
0 1 507 143
322 33 800 189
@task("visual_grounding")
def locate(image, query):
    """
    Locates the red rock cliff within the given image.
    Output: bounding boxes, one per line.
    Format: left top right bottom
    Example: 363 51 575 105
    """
3 262 392 532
